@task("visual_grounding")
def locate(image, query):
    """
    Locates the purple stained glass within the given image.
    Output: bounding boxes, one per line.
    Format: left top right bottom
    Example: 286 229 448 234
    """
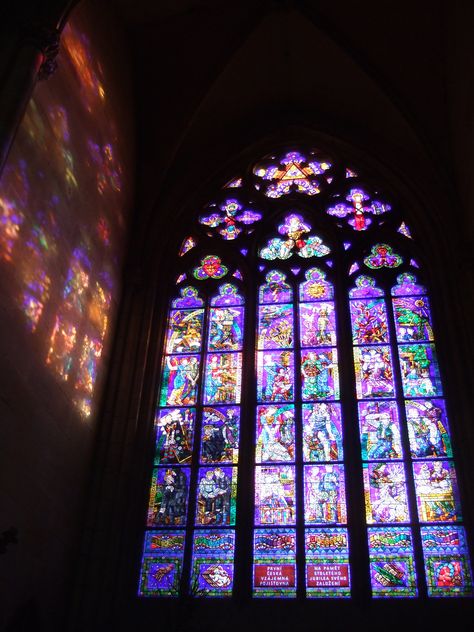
259 214 330 260
147 467 190 527
348 262 360 276
301 349 339 401
256 351 294 403
304 464 347 525
257 303 294 349
358 401 403 461
255 465 296 525
349 275 384 298
191 530 235 597
405 399 452 458
155 407 195 465
391 272 426 296
302 403 343 462
256 404 295 463
421 526 473 597
259 271 292 304
305 528 350 598
364 244 402 269
172 286 204 308
413 460 461 523
199 199 261 241
300 302 336 347
398 344 442 398
179 235 196 256
195 466 237 526
353 346 395 399
392 295 434 342
326 189 390 231
208 306 244 351
139 530 186 596
367 527 417 598
160 354 200 407
363 462 410 524
299 267 334 301
253 528 297 598
350 298 389 344
203 353 242 405
200 406 240 464
165 308 204 354
211 283 244 306
193 255 228 280
397 222 412 239
253 151 329 199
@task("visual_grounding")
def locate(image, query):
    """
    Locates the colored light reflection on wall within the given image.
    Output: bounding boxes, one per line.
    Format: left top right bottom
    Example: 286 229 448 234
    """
0 12 130 418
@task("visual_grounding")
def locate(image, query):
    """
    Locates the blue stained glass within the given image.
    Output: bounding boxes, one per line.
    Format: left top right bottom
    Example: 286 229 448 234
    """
256 351 294 403
191 530 235 597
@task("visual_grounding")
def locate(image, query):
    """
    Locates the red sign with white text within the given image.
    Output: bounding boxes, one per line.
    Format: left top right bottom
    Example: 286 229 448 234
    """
254 564 295 587
307 564 349 587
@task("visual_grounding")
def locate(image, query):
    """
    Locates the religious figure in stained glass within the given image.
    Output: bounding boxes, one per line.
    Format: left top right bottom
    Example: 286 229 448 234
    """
302 403 343 462
166 308 204 353
147 467 190 527
354 346 394 399
301 349 338 400
257 303 293 349
405 399 452 458
326 189 390 231
155 408 194 465
392 296 433 342
160 355 200 406
200 407 240 464
350 298 389 344
304 464 346 524
199 198 262 240
203 353 242 405
259 214 330 260
413 461 460 522
300 302 336 347
364 463 409 524
256 405 295 463
208 307 243 351
257 351 294 402
255 465 296 525
196 467 236 526
398 344 441 398
358 401 403 461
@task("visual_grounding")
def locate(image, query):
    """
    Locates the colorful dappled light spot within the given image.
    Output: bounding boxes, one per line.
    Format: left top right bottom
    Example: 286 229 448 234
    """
255 405 295 463
74 335 103 395
299 302 336 347
203 353 242 405
358 401 403 461
363 462 410 524
195 466 237 526
138 530 185 597
412 461 461 523
326 188 391 231
166 308 204 354
305 528 351 597
301 348 339 400
368 527 417 597
302 403 343 462
421 526 473 597
191 531 235 596
46 317 78 380
259 214 330 260
405 399 452 459
147 467 190 527
350 297 389 344
364 244 403 269
398 344 442 398
353 346 395 399
257 303 294 349
253 150 331 198
253 529 297 597
199 198 262 240
179 235 196 256
256 351 294 403
193 255 228 280
255 465 296 525
200 407 240 464
299 267 334 301
154 408 195 465
259 270 292 304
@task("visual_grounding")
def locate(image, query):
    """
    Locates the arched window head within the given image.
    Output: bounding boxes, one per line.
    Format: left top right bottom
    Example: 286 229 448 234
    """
138 147 473 600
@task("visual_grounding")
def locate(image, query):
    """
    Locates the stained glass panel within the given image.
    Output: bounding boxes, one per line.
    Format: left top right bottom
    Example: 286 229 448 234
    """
421 526 473 596
299 302 336 347
256 351 294 403
155 408 195 465
393 296 433 342
412 461 461 523
257 304 294 349
405 399 452 458
165 308 204 353
138 530 186 596
305 528 350 597
195 466 237 526
253 529 297 597
190 530 235 596
255 465 296 525
208 307 244 351
203 353 242 405
259 271 292 304
304 464 347 525
367 527 417 597
200 406 240 464
299 267 334 301
349 275 384 298
255 404 295 463
159 355 200 407
398 344 442 398
353 346 395 399
358 401 403 461
350 298 389 344
302 403 343 462
301 349 339 400
363 462 410 524
147 467 190 527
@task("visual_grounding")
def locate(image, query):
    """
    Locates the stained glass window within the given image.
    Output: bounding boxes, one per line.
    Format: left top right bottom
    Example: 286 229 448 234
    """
139 148 472 600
